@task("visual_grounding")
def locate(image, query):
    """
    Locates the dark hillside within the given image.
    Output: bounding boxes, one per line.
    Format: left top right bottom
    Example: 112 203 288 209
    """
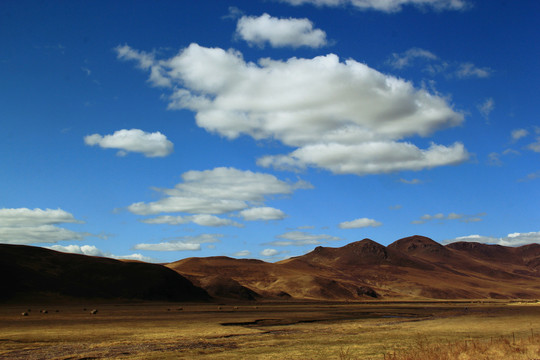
0 244 210 302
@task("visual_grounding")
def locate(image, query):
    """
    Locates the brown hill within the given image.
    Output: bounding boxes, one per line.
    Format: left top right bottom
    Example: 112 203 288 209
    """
388 235 448 255
0 244 210 303
289 238 435 270
168 237 540 301
4 237 540 303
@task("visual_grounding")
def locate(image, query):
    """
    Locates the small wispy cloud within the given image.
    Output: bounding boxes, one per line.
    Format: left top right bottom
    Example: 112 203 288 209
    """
134 234 223 251
84 129 174 158
455 62 491 79
279 0 471 13
81 67 91 76
511 128 529 142
233 250 251 257
388 48 492 79
488 152 502 167
261 248 279 256
387 48 438 69
265 230 340 246
339 217 382 229
141 214 244 227
49 244 154 262
477 98 494 121
239 207 287 221
518 171 540 183
412 212 485 224
398 178 423 185
527 138 540 153
236 13 328 48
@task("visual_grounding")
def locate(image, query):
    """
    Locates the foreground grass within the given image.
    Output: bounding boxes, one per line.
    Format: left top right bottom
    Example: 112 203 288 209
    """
1 301 539 359
376 332 540 360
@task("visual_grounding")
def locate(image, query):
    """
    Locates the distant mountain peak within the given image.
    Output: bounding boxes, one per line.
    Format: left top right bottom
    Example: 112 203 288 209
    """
389 235 443 252
343 238 388 256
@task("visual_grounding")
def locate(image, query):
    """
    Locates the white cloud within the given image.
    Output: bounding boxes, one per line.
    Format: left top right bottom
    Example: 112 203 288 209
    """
118 44 468 176
477 98 494 120
48 244 153 262
0 225 89 244
0 208 90 245
118 253 155 262
444 231 540 247
261 248 280 256
297 225 316 229
50 244 104 256
233 250 251 257
488 152 502 166
81 67 91 76
140 215 190 225
134 234 223 252
399 178 423 185
503 149 520 156
518 171 540 183
412 212 485 224
191 215 243 227
134 242 201 251
339 217 382 229
84 129 173 158
115 44 155 69
0 208 83 227
239 207 287 221
387 48 438 69
236 13 327 48
258 141 468 176
115 45 172 87
455 62 491 79
224 6 244 20
388 48 491 79
489 148 521 166
527 137 540 152
267 230 340 246
279 0 470 12
128 167 311 215
141 214 243 227
511 128 529 142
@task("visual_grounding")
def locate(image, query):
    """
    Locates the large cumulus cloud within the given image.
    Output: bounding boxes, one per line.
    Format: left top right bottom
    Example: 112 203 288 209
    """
117 43 469 176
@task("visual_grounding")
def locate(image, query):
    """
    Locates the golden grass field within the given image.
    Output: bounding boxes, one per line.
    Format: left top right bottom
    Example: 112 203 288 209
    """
1 300 539 359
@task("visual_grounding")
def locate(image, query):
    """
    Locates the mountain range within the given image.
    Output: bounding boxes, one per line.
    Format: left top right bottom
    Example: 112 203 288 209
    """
3 236 540 302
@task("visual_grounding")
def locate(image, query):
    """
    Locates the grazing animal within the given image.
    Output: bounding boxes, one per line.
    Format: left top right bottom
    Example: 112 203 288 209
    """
21 312 28 316
90 309 98 315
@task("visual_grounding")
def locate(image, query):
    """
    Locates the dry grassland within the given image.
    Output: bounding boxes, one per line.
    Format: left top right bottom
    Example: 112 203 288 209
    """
1 301 539 359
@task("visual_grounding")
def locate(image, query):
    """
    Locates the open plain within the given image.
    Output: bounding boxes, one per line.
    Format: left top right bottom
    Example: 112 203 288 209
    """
1 300 540 359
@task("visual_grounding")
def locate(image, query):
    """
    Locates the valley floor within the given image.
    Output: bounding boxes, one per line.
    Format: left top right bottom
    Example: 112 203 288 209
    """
1 300 539 359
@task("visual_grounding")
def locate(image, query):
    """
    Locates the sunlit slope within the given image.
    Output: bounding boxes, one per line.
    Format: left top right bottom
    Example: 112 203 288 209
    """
169 236 540 300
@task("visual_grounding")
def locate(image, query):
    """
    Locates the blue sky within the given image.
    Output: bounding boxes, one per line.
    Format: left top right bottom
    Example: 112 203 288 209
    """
1 0 539 263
